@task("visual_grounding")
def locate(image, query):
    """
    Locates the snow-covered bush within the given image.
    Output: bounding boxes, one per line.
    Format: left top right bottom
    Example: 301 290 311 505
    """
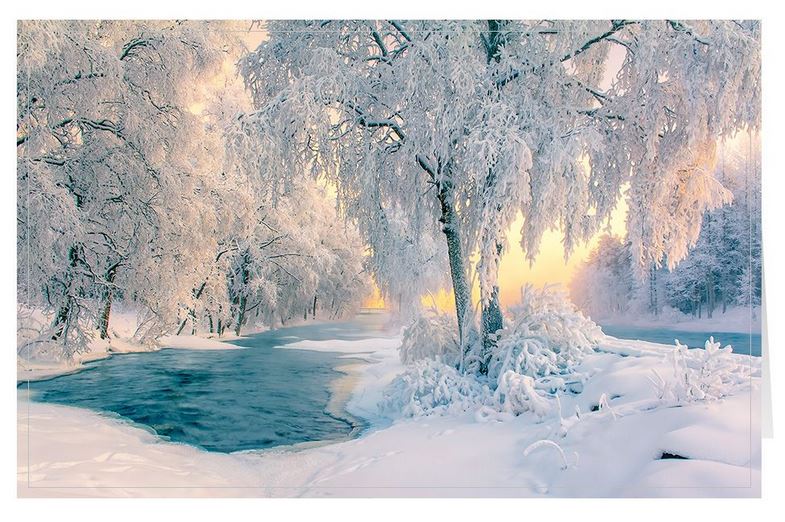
649 337 756 403
491 371 554 417
398 308 461 367
487 285 603 382
383 359 559 420
381 359 489 417
387 286 603 419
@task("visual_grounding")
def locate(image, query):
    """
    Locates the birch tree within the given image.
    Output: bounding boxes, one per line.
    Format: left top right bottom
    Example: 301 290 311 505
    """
239 19 760 374
17 20 235 354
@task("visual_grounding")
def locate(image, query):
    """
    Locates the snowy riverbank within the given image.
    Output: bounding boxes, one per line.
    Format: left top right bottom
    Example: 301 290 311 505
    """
17 309 252 383
18 326 761 497
598 306 762 335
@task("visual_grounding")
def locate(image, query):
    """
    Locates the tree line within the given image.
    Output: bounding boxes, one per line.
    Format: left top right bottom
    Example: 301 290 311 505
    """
17 21 368 358
570 135 762 321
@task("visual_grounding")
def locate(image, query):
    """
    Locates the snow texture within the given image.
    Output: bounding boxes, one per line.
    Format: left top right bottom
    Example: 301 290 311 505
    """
18 324 760 497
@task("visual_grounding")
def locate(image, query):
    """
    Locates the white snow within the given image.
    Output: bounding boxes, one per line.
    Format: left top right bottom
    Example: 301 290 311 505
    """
17 326 761 497
279 336 404 426
600 306 762 334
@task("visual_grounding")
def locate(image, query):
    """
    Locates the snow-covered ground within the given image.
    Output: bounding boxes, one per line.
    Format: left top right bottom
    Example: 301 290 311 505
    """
17 309 247 382
17 327 761 497
598 306 762 334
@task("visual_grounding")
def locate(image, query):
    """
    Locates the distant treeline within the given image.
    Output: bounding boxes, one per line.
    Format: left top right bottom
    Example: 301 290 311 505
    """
571 137 761 321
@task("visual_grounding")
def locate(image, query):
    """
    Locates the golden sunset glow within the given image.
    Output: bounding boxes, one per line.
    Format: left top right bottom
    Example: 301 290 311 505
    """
422 195 629 312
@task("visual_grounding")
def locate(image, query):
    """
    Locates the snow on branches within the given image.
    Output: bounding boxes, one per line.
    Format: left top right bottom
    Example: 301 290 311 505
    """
241 20 761 360
17 21 370 358
487 285 603 382
649 337 755 404
385 285 602 419
399 308 461 367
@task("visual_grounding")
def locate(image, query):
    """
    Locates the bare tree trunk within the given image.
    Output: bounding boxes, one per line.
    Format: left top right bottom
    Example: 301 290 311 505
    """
436 175 472 348
235 296 247 336
52 301 72 341
52 245 81 341
97 264 118 339
481 280 503 373
472 20 512 373
479 242 504 374
312 294 317 319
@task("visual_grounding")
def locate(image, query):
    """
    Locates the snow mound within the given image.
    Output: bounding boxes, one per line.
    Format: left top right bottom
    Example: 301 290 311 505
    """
381 359 489 417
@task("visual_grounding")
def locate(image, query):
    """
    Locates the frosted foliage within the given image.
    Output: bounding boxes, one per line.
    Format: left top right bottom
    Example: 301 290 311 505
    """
363 204 450 317
399 309 460 367
219 177 370 333
387 286 602 419
17 21 370 357
649 337 755 404
570 133 761 320
381 359 489 417
17 21 235 355
487 285 603 381
241 20 760 309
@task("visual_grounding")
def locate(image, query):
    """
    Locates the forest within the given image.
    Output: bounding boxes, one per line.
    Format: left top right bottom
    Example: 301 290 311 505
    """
570 135 762 322
17 19 760 371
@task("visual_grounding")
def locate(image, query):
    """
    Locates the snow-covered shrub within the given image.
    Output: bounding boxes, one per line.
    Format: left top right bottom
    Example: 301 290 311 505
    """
649 337 756 403
385 285 602 420
399 308 461 367
382 359 490 417
16 304 94 362
491 371 554 417
488 284 603 382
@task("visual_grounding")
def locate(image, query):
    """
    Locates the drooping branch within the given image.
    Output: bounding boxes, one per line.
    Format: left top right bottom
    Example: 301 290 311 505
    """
666 20 711 46
560 20 637 62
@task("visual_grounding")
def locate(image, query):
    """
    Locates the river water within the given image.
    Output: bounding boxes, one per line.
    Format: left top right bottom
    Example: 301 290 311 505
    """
24 313 390 453
600 324 761 357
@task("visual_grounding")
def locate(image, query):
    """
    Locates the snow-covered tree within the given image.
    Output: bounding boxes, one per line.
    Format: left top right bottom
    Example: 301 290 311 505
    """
570 235 637 320
571 133 762 321
665 134 762 317
239 20 760 374
222 178 370 335
17 20 237 355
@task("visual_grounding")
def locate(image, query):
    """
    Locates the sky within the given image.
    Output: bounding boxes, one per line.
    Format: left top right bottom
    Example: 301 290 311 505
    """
420 200 629 311
232 23 630 309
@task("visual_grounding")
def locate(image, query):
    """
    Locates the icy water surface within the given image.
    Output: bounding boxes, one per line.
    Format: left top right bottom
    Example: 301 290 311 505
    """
601 324 762 357
24 312 391 453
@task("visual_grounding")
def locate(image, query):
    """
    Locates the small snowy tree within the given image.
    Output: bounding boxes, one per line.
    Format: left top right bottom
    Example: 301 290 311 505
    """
570 235 637 320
